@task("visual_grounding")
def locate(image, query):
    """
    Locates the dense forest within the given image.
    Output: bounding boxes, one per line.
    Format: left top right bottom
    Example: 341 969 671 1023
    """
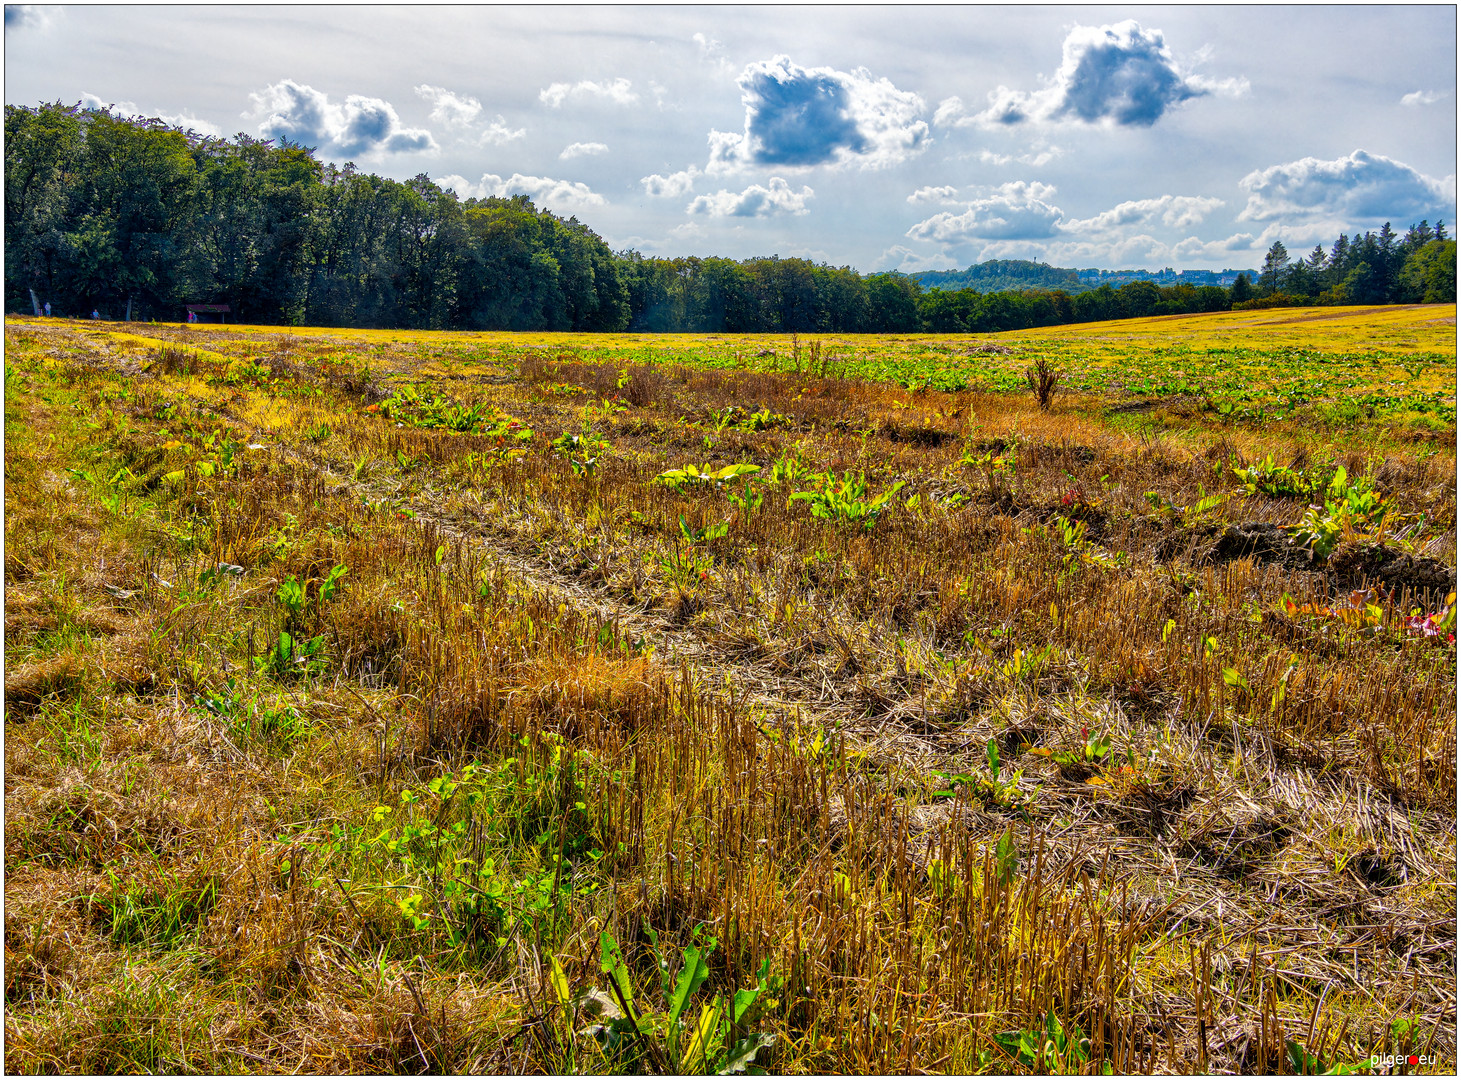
6 103 1456 333
912 260 1083 294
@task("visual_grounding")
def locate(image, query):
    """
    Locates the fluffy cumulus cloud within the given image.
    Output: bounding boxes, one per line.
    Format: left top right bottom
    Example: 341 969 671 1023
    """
944 20 1245 129
906 181 1064 243
81 92 222 137
1064 194 1225 232
539 77 637 108
1171 232 1265 262
1237 149 1456 223
413 84 481 128
641 165 702 197
437 171 607 208
687 177 813 217
250 79 435 156
706 55 928 172
559 141 608 159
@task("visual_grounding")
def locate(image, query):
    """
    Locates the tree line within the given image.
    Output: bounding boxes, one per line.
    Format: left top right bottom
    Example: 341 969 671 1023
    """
6 103 1455 334
1249 228 1455 307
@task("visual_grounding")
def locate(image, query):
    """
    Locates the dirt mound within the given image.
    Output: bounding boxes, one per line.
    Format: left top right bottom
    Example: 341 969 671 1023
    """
1208 522 1316 571
1328 542 1456 600
1209 527 1457 599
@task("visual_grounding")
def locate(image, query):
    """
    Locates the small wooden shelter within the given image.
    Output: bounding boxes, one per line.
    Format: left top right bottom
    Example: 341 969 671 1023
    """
185 303 231 323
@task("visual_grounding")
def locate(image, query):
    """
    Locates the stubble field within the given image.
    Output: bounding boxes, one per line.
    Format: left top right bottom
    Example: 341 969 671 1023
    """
4 306 1456 1074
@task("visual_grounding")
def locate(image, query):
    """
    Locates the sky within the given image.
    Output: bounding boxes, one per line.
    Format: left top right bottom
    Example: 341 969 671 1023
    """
4 3 1457 273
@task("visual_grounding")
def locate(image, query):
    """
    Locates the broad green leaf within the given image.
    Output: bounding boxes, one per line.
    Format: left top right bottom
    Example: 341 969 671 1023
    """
547 954 571 1006
995 827 1018 886
1221 667 1249 691
599 932 634 1009
668 942 712 1026
718 1032 776 1075
731 984 761 1025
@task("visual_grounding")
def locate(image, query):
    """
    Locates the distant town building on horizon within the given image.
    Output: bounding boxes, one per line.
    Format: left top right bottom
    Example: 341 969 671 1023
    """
1075 267 1252 288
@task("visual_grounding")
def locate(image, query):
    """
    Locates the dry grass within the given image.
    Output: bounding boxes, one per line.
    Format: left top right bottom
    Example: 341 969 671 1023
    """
4 317 1455 1074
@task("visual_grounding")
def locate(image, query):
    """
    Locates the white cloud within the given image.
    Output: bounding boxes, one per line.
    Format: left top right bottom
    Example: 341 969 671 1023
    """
560 141 609 159
875 244 958 273
1401 90 1443 107
647 80 676 111
413 84 482 128
478 116 527 146
539 77 638 108
705 129 746 173
1237 149 1455 223
1063 194 1225 232
1099 234 1169 265
707 55 929 172
1171 231 1264 261
978 145 1064 168
975 85 1035 128
1033 227 1280 270
1185 73 1252 98
967 20 1245 129
905 183 1230 261
641 165 702 197
438 172 608 208
692 32 736 76
906 181 1064 243
80 92 222 137
933 96 969 127
907 185 960 205
687 176 813 217
249 79 435 156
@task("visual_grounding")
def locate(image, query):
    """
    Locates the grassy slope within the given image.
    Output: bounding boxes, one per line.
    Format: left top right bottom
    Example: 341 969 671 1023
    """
4 310 1456 1074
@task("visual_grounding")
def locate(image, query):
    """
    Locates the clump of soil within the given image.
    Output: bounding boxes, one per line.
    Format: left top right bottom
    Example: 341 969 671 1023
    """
1208 526 1457 601
1328 541 1456 600
1207 521 1316 572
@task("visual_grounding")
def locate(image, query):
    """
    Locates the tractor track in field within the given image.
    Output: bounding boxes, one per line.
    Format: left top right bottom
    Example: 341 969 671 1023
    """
187 403 1050 859
145 412 1461 965
200 398 976 784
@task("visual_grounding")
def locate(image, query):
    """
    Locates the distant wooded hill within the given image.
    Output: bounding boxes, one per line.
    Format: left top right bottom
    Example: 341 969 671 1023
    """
910 260 1253 294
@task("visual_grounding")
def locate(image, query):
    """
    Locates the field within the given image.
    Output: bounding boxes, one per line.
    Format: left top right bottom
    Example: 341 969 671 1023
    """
4 307 1456 1074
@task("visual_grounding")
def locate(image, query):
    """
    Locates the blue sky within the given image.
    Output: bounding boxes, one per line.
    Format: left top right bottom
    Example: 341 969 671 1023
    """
5 4 1456 272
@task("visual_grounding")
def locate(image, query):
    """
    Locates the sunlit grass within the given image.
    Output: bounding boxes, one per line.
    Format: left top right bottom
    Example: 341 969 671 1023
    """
5 313 1455 1074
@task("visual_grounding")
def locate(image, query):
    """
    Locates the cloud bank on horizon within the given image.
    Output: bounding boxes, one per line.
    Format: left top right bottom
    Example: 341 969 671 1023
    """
4 6 1454 273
